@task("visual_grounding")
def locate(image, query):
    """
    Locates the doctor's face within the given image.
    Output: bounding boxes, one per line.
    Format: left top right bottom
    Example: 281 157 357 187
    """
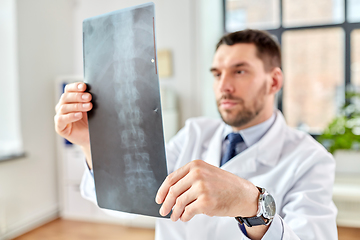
211 43 275 129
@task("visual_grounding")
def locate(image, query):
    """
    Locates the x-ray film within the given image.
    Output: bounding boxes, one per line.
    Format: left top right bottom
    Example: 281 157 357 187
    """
83 2 169 218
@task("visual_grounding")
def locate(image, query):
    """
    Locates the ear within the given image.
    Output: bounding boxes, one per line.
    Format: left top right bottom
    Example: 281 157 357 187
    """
268 67 283 95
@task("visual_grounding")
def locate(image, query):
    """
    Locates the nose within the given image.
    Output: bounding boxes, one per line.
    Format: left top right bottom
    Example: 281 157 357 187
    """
218 72 235 93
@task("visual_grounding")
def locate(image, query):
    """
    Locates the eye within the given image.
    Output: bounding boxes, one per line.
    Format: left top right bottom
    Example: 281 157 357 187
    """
213 72 221 79
235 70 245 75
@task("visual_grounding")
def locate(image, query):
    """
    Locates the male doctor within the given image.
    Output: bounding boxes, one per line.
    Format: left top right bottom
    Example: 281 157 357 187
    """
54 29 338 239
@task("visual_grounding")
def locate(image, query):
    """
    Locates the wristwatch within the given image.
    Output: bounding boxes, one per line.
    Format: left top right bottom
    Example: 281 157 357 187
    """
235 187 276 227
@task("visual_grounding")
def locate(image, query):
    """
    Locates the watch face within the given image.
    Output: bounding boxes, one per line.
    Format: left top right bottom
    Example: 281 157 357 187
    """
264 194 276 217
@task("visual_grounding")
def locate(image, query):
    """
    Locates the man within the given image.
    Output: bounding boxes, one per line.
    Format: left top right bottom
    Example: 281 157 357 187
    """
55 29 337 239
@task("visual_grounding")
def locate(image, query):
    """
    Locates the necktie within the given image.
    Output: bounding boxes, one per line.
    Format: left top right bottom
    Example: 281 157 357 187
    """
220 133 244 166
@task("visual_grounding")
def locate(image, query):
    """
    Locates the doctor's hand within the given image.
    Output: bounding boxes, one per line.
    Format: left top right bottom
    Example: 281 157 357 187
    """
155 160 260 222
54 82 93 168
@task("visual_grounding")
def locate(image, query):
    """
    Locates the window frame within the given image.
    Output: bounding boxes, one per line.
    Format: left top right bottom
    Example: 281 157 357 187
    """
222 0 360 135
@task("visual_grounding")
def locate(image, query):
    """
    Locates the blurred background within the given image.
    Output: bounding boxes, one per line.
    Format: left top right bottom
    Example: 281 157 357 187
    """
1 0 359 239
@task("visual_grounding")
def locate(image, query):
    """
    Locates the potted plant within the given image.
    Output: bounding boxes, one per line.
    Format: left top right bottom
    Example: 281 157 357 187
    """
317 91 360 174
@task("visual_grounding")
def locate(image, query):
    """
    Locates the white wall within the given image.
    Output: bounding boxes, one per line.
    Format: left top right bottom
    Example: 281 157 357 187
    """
0 0 23 158
198 0 224 118
0 0 74 239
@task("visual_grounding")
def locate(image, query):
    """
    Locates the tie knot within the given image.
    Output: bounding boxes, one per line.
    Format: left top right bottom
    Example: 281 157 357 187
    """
220 133 244 166
227 133 243 144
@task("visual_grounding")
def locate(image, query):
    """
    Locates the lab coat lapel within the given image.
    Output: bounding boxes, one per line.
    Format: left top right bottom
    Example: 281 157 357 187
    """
256 110 286 167
221 144 258 173
203 123 224 167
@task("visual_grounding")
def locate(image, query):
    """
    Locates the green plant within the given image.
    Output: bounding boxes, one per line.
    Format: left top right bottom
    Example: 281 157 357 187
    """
317 91 360 154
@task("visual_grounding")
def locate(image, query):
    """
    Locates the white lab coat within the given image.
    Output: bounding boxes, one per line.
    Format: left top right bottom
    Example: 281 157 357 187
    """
81 110 338 240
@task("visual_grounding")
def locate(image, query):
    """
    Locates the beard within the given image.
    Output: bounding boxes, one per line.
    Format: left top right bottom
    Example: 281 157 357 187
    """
216 82 267 128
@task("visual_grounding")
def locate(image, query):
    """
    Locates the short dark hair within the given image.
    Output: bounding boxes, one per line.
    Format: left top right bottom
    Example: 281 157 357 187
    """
216 29 281 72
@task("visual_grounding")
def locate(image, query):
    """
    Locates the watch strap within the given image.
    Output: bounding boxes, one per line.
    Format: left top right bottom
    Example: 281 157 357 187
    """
236 216 267 227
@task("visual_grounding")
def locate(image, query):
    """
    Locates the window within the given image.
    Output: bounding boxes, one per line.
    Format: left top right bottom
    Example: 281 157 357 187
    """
225 0 280 31
0 0 24 161
224 0 360 134
351 29 360 86
282 0 344 27
282 28 344 133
